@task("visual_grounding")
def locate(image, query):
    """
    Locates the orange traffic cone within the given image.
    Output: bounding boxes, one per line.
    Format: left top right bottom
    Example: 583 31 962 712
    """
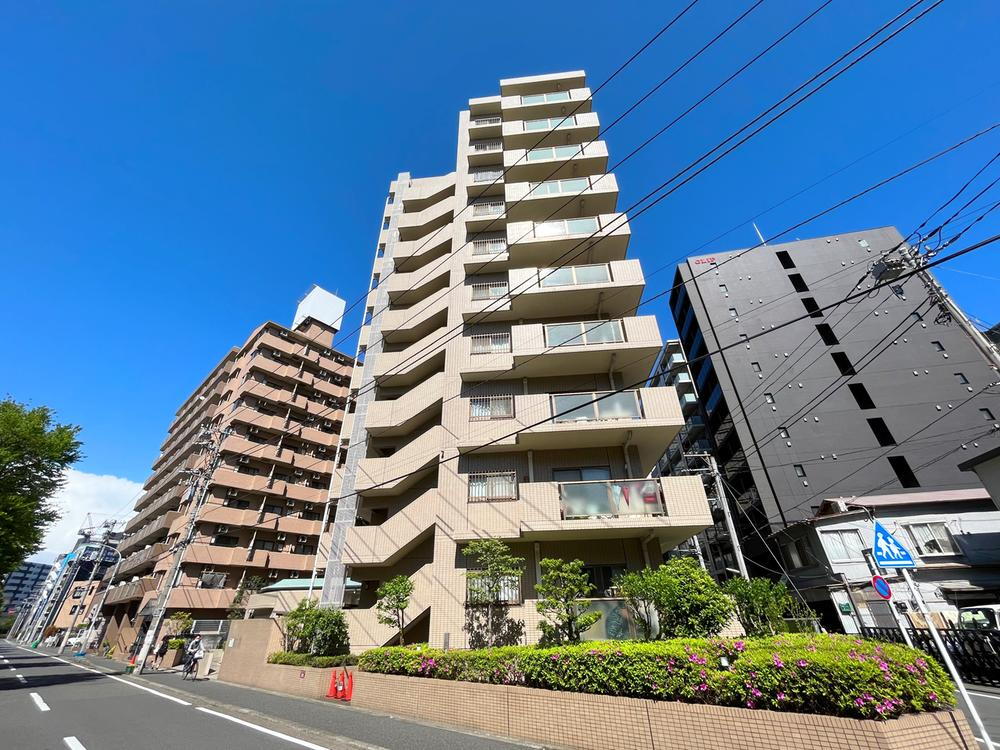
325 670 339 699
342 670 353 702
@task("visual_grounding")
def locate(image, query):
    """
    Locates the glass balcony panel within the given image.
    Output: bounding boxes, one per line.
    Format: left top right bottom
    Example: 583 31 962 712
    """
527 147 554 162
599 391 641 419
539 267 574 287
574 264 610 284
544 323 584 347
552 393 598 422
552 144 580 159
559 479 665 519
585 320 623 344
534 219 568 237
558 177 590 193
565 217 599 234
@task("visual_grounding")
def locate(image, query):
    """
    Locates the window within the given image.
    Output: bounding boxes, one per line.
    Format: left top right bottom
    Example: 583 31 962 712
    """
371 274 379 290
764 393 775 404
719 283 728 294
780 538 811 568
381 217 390 230
470 332 511 354
981 408 996 421
212 535 239 547
906 522 958 555
822 529 865 561
552 390 641 422
376 243 385 258
520 90 570 104
954 372 969 385
788 273 809 293
751 362 761 373
867 417 897 446
263 503 285 516
728 307 738 318
469 395 514 420
544 320 623 347
300 510 321 521
778 427 789 439
552 466 612 482
888 456 920 488
583 565 627 598
831 352 856 376
539 263 610 287
775 250 796 269
386 192 394 204
801 297 823 318
931 340 945 352
294 544 316 555
255 539 283 552
533 216 599 237
524 115 578 131
793 464 806 478
468 471 517 502
69 605 79 615
470 281 508 300
848 383 876 410
72 586 85 599
815 324 839 345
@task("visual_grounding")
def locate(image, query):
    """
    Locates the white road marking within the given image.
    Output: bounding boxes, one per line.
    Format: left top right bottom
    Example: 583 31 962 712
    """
969 691 1000 701
15 646 189 706
195 707 331 750
29 692 50 712
16 674 26 684
63 738 87 750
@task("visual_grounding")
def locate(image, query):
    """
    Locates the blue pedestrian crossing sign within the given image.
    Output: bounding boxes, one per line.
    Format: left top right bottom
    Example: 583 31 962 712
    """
872 521 916 569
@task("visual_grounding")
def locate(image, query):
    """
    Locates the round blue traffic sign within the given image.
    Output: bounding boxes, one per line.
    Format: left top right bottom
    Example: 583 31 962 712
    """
872 575 892 600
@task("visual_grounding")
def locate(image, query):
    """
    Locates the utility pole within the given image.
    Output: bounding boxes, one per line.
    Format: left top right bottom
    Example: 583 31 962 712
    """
58 522 120 654
707 455 749 579
134 425 227 674
78 551 122 654
25 548 82 646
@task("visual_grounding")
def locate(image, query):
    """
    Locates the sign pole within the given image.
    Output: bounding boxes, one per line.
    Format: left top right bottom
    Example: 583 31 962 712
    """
900 568 994 750
864 551 913 648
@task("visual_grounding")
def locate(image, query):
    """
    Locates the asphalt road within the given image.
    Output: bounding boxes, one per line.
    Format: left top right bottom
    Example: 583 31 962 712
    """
962 684 1000 747
0 641 533 750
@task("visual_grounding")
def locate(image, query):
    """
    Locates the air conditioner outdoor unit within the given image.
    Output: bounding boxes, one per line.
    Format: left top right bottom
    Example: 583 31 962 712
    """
318 369 328 377
276 533 286 541
322 421 332 428
286 499 296 507
311 473 321 481
317 446 327 453
297 536 308 543
248 427 260 435
238 456 251 464
216 526 229 533
226 489 239 497
267 570 279 579
294 469 304 476
304 503 314 510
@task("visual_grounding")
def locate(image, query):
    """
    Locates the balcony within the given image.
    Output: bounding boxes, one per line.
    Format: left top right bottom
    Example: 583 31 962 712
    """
116 543 169 579
465 198 506 232
125 488 184 533
506 212 629 269
505 172 617 220
396 198 454 242
198 503 323 537
467 138 504 167
468 113 503 139
501 86 592 122
366 371 445 437
165 587 237 611
118 511 182 555
463 232 509 271
501 110 599 150
343 488 440 566
455 387 682 473
354 425 444 496
462 260 643 322
372 334 447 388
399 173 456 214
380 287 449 345
466 166 505 199
459 315 660 385
384 267 449 305
503 140 607 183
454 475 710 550
392 224 454 274
103 576 157 606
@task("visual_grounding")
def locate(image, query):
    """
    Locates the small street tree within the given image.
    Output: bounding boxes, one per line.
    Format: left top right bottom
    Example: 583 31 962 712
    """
227 576 266 620
376 575 414 646
615 569 658 641
166 611 193 636
0 399 82 577
535 558 601 644
463 539 525 648
723 576 794 636
283 598 349 655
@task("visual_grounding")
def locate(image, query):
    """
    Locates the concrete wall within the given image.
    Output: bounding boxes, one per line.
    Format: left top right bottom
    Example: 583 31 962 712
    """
353 672 976 750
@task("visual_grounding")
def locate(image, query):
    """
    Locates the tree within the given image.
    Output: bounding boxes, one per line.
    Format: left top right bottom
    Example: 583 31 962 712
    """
463 539 525 648
614 559 734 639
283 598 349 655
723 577 796 636
376 575 414 646
535 558 601 644
227 576 266 620
166 611 193 636
0 400 81 576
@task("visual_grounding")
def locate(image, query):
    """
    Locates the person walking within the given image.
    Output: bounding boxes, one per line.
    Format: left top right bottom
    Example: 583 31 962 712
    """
150 634 171 670
183 634 204 679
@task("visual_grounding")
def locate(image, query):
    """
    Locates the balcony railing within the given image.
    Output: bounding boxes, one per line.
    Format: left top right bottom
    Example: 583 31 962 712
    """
470 281 508 301
521 91 570 105
524 114 578 132
468 471 518 502
471 168 504 184
551 390 642 423
469 394 514 421
466 573 521 605
538 263 610 288
470 139 502 153
470 199 505 217
470 332 511 354
470 233 507 256
543 319 624 347
559 479 667 520
533 215 599 237
527 176 591 197
472 115 502 126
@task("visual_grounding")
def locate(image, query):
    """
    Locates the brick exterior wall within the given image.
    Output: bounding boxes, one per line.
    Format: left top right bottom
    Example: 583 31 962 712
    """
352 672 977 750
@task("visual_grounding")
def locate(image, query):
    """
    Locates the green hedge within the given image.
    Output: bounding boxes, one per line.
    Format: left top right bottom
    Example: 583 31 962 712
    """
357 634 953 720
267 651 358 668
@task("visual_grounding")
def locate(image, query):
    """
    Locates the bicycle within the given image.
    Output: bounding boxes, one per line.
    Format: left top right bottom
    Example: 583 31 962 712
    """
181 656 200 680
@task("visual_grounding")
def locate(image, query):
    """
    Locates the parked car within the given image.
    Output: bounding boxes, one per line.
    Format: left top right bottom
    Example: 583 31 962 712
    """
958 605 1000 631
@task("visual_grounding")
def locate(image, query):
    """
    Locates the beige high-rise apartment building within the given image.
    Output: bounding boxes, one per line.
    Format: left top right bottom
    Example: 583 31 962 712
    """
101 287 353 653
322 72 712 651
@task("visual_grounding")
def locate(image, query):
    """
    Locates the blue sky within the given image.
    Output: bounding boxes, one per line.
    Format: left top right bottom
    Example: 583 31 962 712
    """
1 0 998 487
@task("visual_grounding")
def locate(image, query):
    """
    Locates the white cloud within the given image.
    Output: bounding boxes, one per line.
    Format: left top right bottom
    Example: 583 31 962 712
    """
27 468 142 563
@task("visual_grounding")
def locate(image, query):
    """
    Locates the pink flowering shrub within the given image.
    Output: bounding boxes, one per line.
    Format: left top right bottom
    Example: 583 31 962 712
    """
357 634 954 720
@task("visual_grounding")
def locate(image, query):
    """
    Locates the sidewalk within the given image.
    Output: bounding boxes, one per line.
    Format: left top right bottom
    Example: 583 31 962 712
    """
42 648 537 750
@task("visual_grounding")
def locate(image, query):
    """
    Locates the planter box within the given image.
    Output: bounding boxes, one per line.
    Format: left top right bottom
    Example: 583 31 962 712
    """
352 672 977 750
161 648 184 668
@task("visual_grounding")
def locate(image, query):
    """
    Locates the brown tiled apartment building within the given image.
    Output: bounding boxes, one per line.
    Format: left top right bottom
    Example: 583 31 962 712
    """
320 72 713 650
101 287 353 651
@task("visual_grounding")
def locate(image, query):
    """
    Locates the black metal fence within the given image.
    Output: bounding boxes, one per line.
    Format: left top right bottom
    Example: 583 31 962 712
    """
862 625 1000 686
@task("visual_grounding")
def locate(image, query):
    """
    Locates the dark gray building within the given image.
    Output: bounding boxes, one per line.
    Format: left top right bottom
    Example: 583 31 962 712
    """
3 561 52 616
666 226 1000 592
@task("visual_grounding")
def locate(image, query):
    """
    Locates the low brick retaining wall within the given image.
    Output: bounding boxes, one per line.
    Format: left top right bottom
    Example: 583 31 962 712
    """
352 672 977 750
219 659 340 700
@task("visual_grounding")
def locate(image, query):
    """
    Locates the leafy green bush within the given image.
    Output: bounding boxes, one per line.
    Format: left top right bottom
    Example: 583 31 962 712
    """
167 638 186 650
358 634 954 720
267 651 358 668
282 598 350 656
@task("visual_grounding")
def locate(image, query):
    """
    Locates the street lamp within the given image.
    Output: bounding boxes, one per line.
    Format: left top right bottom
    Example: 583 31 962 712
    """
60 543 123 656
